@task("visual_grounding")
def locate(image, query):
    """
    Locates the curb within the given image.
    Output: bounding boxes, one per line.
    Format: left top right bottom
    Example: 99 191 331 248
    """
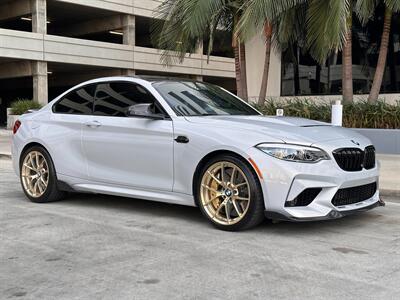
380 189 400 198
0 130 12 137
0 153 11 159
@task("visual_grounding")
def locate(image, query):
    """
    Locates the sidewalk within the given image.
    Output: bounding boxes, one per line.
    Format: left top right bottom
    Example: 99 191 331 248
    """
377 154 400 197
0 128 399 197
0 128 11 159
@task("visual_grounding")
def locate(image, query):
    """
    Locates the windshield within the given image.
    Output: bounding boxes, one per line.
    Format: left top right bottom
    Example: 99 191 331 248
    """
153 81 261 116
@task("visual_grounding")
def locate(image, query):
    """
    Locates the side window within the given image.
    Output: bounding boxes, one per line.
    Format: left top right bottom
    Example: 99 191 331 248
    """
53 85 95 115
93 82 159 117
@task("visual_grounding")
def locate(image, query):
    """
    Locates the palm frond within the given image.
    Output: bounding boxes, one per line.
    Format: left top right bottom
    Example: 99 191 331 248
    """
356 0 378 25
151 0 232 66
238 0 306 41
384 0 400 12
272 3 307 51
306 0 351 64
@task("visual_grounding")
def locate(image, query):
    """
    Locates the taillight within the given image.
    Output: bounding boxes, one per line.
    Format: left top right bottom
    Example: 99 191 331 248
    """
13 120 21 135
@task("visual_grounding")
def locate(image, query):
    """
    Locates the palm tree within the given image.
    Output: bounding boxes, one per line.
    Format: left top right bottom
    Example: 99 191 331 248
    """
342 5 354 103
239 0 352 103
270 3 308 97
306 0 353 102
152 0 249 100
257 22 273 105
232 14 249 100
238 0 305 103
357 0 400 102
242 0 400 104
368 6 392 102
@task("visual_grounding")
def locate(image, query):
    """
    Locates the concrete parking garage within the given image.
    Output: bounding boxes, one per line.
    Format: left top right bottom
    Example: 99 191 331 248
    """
0 0 245 126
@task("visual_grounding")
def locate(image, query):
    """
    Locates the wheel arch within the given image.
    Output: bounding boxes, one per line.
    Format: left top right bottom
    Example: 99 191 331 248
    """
192 149 263 207
20 142 52 167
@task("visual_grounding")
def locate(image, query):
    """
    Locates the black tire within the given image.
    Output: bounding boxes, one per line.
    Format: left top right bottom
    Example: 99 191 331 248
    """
196 154 265 231
20 146 67 203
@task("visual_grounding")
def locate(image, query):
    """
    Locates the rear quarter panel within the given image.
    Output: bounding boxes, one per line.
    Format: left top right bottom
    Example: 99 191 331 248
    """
12 109 88 180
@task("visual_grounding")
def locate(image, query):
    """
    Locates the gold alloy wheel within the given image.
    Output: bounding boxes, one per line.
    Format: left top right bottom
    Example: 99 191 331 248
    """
200 161 251 225
21 151 49 198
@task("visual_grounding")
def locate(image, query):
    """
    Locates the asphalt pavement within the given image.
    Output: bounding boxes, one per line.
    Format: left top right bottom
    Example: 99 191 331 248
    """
1 157 400 300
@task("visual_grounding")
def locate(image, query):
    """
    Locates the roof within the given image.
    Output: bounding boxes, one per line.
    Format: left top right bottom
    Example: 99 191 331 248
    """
132 75 200 83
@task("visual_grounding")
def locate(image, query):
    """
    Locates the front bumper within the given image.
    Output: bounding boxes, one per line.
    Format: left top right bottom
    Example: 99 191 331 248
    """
264 198 385 221
247 144 382 221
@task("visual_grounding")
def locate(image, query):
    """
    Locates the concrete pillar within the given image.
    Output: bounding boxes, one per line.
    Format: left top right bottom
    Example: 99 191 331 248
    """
122 15 135 76
31 1 48 104
32 61 48 104
245 34 281 101
123 15 135 45
122 69 136 76
196 41 204 82
31 0 46 34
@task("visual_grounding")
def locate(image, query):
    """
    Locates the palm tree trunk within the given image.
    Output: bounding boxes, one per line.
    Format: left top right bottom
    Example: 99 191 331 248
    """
258 22 273 105
342 13 353 103
328 49 338 92
294 46 300 95
316 64 321 93
368 8 392 103
233 43 243 98
388 31 397 90
232 15 247 100
239 42 248 101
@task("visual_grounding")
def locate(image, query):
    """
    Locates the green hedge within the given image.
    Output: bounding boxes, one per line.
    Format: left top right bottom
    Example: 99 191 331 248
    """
10 99 42 115
254 99 400 129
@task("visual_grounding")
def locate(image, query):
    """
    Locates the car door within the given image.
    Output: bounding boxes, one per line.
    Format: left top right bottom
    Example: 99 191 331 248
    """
81 80 174 191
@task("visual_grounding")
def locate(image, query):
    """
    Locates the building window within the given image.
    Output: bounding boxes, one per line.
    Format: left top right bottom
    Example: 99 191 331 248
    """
281 7 400 96
203 30 234 58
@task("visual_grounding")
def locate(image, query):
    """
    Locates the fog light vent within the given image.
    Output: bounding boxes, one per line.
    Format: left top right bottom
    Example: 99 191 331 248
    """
285 188 322 207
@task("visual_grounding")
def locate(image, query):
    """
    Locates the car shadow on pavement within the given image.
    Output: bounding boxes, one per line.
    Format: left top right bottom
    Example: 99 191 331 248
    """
62 192 205 224
58 192 385 234
256 210 386 235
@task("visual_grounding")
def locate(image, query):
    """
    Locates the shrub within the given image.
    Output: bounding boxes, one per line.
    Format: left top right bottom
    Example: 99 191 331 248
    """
10 99 42 115
254 98 400 129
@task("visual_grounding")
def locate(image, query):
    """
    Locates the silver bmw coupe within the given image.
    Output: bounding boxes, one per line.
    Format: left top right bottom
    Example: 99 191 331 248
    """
12 76 383 231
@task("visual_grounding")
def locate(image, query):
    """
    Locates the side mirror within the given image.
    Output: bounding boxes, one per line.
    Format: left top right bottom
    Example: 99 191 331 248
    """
127 103 165 120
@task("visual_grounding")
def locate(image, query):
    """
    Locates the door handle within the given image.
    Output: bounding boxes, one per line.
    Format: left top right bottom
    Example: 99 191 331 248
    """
85 120 102 128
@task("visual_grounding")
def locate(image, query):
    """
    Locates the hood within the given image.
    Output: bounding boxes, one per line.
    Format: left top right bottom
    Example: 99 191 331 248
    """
184 115 370 146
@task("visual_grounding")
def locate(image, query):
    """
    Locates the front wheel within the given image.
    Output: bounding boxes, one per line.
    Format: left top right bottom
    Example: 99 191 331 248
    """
20 146 66 203
196 155 265 231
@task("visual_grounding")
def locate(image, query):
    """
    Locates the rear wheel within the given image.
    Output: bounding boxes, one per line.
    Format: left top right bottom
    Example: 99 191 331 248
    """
197 154 265 231
20 146 66 203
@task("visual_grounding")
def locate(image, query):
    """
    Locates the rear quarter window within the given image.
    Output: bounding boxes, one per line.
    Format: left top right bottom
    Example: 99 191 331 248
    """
53 85 95 115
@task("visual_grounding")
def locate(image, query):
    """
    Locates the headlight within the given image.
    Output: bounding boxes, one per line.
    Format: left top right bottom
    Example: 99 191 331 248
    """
256 143 330 163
